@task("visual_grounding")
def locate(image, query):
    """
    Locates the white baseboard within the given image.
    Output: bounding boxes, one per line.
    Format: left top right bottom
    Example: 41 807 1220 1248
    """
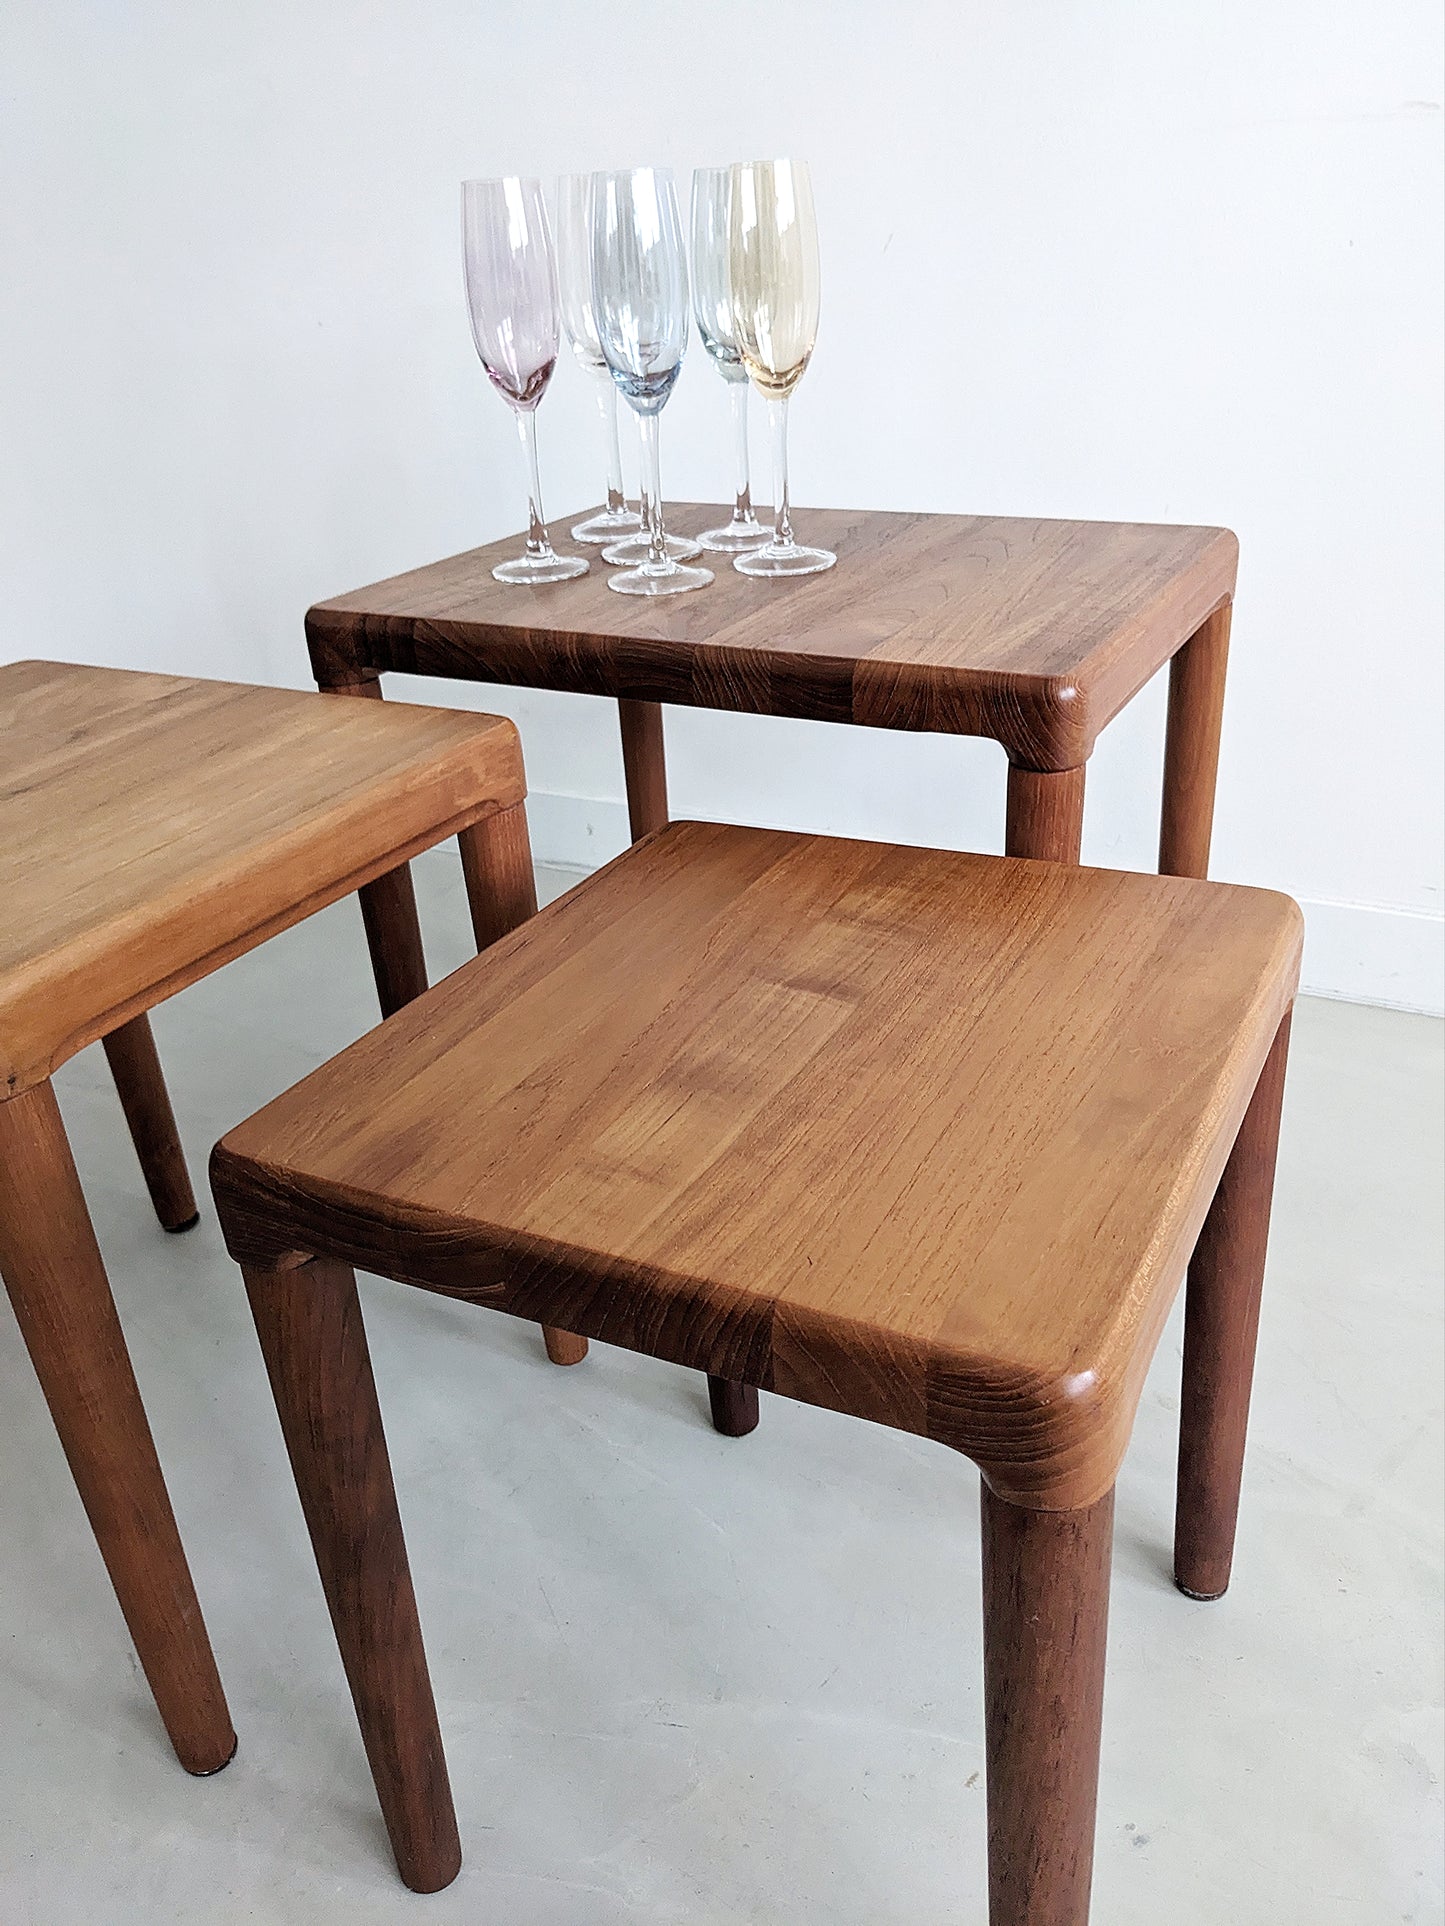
521 789 632 870
1295 896 1442 1016
452 790 1445 1018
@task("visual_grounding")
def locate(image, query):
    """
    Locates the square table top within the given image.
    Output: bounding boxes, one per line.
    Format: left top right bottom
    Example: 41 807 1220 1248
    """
214 819 1299 1510
0 660 523 1094
307 506 1237 768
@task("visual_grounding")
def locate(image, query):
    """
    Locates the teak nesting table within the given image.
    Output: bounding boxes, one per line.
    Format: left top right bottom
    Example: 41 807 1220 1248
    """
0 660 564 1775
307 503 1239 1436
212 820 1302 1921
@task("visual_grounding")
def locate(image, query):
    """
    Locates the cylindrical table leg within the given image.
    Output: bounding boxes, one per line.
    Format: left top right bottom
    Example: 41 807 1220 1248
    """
459 805 588 1371
982 1480 1113 1926
244 1257 460 1892
0 1081 235 1774
101 1012 199 1232
618 698 669 840
357 866 429 1017
1005 763 1087 864
616 700 755 1435
1159 602 1231 880
322 679 430 1017
708 1378 759 1437
1175 1011 1291 1600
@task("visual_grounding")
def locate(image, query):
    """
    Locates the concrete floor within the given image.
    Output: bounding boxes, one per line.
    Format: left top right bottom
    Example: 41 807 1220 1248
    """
0 851 1440 1925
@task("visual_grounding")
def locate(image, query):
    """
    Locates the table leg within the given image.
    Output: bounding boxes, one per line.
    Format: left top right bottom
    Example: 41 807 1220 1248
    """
243 1256 461 1893
458 805 588 1371
101 1012 199 1232
323 679 430 1016
618 698 669 839
616 700 756 1436
358 867 429 1017
1159 601 1231 880
981 1480 1112 1926
1175 1010 1291 1600
1005 763 1087 864
0 1081 235 1774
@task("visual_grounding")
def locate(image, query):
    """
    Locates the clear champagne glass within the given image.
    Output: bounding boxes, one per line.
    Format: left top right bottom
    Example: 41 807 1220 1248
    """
690 166 767 553
461 176 587 585
590 168 712 596
555 175 642 546
727 158 836 577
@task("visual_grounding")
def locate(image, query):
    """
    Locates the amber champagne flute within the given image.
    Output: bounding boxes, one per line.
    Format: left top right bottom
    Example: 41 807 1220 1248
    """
461 176 587 584
727 158 835 576
690 165 766 552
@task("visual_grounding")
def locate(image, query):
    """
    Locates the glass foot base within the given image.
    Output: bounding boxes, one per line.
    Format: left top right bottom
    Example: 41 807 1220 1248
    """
607 560 714 596
697 517 769 553
602 531 702 564
734 542 836 578
492 550 589 585
572 507 643 544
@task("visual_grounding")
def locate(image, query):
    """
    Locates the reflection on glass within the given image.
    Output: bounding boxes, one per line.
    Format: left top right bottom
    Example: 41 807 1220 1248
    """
461 177 587 584
728 158 835 577
556 175 643 546
590 168 712 596
690 166 767 554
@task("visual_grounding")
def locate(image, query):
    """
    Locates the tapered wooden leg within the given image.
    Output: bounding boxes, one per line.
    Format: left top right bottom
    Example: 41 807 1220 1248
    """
457 802 539 949
1175 1011 1291 1601
618 697 669 839
459 805 587 1371
101 1012 199 1232
1159 601 1231 880
708 1377 759 1437
1005 763 1087 864
617 699 748 1434
0 1082 235 1774
243 1257 461 1893
981 1480 1113 1926
322 678 430 1017
358 866 429 1018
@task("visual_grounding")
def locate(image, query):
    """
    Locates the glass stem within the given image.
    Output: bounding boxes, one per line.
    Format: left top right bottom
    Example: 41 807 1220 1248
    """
600 379 625 515
517 409 553 559
730 380 752 527
769 397 794 552
638 412 669 570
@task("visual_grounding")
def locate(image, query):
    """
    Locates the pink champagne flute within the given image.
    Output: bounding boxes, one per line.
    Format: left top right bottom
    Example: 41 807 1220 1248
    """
461 176 587 584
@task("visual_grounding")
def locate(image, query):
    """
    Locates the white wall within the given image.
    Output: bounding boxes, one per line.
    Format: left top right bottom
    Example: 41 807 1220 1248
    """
3 2 1441 1010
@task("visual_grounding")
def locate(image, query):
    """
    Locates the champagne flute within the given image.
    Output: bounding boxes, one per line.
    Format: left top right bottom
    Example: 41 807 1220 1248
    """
690 166 767 553
555 175 642 545
461 176 587 585
727 158 836 577
590 168 712 596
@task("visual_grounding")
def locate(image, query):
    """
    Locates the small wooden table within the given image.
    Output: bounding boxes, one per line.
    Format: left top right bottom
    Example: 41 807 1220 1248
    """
212 822 1301 1920
306 503 1237 872
0 660 546 1777
308 505 1239 1440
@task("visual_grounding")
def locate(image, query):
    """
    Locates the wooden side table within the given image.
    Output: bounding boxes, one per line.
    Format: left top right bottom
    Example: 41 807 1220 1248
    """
211 822 1302 1920
305 505 1238 1435
0 660 565 1775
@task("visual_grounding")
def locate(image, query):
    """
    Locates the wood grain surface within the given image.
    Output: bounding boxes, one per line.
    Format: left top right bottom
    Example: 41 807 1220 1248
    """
0 1080 236 1774
306 507 1237 768
1159 601 1232 880
212 821 1300 1511
244 1255 462 1891
617 698 669 840
0 660 525 1095
982 1482 1113 1926
1175 1011 1292 1599
1005 764 1087 863
100 1012 200 1232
